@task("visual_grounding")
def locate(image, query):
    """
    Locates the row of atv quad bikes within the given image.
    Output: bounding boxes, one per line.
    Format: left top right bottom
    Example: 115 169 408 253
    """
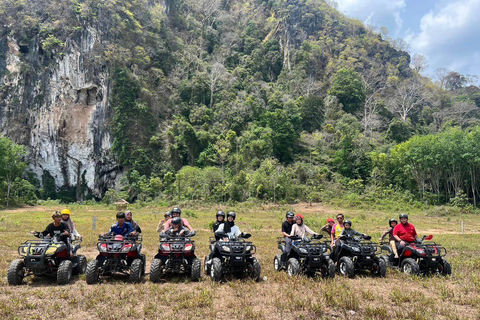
7 231 451 286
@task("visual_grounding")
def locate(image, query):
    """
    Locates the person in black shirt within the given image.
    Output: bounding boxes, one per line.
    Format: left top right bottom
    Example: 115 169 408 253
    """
281 211 295 265
213 211 231 240
31 212 72 256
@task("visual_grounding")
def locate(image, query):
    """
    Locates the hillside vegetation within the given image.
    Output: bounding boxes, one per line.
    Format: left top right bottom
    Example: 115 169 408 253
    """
1 0 480 206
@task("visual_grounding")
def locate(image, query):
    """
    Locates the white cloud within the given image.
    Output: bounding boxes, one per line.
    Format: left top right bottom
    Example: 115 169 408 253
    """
409 0 480 75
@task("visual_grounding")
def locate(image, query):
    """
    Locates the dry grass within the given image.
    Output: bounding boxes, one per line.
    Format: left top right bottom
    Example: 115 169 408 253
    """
0 202 479 319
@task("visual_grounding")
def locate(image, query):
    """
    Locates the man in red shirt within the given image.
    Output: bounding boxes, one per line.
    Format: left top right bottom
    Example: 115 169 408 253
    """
393 213 417 256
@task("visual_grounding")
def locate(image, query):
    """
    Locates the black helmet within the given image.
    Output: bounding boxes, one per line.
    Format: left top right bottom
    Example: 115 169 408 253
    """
344 220 352 227
227 212 236 220
216 211 225 217
172 207 181 214
389 218 398 227
399 214 408 220
164 211 172 218
286 211 294 219
172 217 182 226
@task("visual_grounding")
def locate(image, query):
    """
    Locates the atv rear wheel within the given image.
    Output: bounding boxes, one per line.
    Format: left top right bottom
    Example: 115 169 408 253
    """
129 259 143 283
439 258 452 276
322 259 336 279
377 258 387 277
379 255 389 268
150 258 163 283
73 255 87 275
191 258 202 282
287 258 300 276
57 260 73 285
273 254 282 271
204 256 210 275
86 260 100 284
7 259 25 286
251 257 261 281
210 258 222 282
338 257 355 278
401 258 419 275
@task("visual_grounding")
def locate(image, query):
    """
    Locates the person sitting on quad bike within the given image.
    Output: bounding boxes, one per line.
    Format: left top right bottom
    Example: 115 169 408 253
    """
31 212 72 256
61 209 82 240
125 210 142 234
290 214 318 240
321 218 335 237
165 217 190 237
104 212 136 237
215 212 240 239
280 212 295 266
330 213 345 251
163 207 194 233
333 220 367 262
157 211 172 232
380 219 399 259
213 211 230 241
393 214 418 256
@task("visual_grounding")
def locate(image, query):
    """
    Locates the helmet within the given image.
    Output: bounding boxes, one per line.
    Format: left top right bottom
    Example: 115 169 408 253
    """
286 212 294 219
389 218 398 227
172 217 182 226
164 211 172 218
52 211 61 218
216 211 225 217
172 207 181 214
399 214 408 220
295 214 304 221
61 209 71 215
227 212 236 220
344 220 352 226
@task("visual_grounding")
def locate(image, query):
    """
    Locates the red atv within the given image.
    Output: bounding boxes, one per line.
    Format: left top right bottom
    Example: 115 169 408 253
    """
380 235 451 276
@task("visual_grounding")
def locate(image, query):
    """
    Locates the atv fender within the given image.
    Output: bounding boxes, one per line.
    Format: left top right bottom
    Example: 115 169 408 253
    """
278 244 286 252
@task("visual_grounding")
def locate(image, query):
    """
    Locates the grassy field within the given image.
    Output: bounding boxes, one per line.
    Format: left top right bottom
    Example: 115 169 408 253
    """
0 202 479 319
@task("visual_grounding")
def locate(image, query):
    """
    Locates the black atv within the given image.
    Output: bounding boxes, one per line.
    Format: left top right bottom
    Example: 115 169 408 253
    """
335 235 386 278
379 235 451 276
274 235 335 278
150 231 201 282
85 234 146 284
205 232 261 282
8 233 87 285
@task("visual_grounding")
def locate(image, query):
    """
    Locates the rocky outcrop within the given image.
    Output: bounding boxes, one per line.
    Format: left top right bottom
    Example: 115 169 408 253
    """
0 28 119 200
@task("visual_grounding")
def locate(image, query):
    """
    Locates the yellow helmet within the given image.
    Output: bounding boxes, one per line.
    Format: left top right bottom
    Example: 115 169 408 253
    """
61 209 71 215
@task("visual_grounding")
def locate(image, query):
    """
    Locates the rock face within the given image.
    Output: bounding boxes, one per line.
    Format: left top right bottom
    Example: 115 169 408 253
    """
0 28 119 200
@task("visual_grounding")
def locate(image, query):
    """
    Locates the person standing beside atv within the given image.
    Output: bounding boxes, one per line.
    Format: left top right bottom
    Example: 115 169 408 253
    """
280 212 295 265
321 218 335 237
157 211 172 232
380 219 400 259
163 207 194 233
125 211 142 234
60 209 81 240
290 215 318 240
105 212 135 236
393 214 417 255
330 213 345 248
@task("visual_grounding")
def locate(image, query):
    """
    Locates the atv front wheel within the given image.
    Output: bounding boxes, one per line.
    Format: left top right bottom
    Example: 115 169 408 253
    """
338 257 355 278
86 260 100 284
150 258 163 283
191 258 202 282
251 257 261 281
439 258 452 276
322 259 336 279
401 258 419 275
210 258 222 282
377 258 387 277
287 258 300 276
7 259 25 286
129 259 143 283
273 254 282 271
73 255 87 275
57 260 73 285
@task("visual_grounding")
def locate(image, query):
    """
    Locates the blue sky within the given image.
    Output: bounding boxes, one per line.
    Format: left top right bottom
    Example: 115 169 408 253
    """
334 0 480 79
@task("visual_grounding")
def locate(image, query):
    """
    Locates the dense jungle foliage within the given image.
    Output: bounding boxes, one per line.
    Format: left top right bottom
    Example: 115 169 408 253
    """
1 0 480 206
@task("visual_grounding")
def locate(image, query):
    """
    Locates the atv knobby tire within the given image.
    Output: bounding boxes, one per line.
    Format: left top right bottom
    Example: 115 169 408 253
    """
57 260 73 285
338 256 355 278
377 258 387 277
129 259 143 283
251 257 261 281
204 256 210 275
7 259 25 286
401 258 419 275
85 260 100 284
150 258 163 283
210 258 222 282
287 258 300 276
322 259 336 279
73 255 87 275
439 258 452 276
191 258 202 282
273 254 282 271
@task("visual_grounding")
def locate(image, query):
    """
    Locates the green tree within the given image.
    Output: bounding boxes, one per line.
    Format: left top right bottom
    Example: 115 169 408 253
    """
328 68 365 113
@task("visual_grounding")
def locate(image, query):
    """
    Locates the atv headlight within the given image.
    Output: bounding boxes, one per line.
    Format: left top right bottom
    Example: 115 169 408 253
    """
352 246 361 252
121 244 132 253
184 243 193 252
19 246 28 256
45 246 57 255
98 243 108 253
221 245 231 252
299 248 308 254
416 248 427 256
245 245 252 252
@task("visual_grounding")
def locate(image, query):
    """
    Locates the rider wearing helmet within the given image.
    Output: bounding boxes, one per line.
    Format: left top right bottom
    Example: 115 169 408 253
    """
213 211 231 240
60 208 81 239
165 217 187 237
393 214 417 255
280 211 295 265
157 211 172 232
380 219 399 259
340 220 367 238
215 212 241 238
162 207 194 233
289 214 318 240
